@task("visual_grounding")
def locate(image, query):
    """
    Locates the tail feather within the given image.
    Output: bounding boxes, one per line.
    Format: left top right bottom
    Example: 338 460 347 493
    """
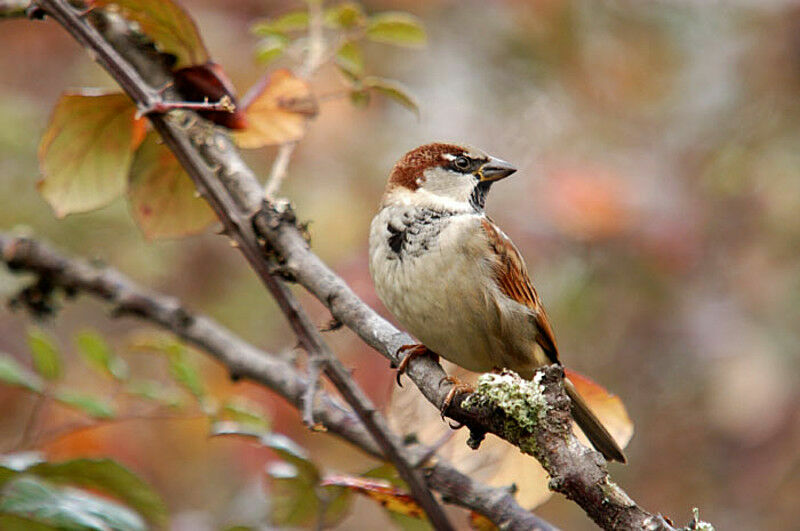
564 378 627 463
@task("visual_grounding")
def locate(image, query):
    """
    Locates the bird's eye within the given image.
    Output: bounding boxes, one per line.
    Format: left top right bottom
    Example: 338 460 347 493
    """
453 156 471 172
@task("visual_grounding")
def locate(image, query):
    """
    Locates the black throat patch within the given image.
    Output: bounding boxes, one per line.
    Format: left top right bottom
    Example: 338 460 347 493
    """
469 181 493 211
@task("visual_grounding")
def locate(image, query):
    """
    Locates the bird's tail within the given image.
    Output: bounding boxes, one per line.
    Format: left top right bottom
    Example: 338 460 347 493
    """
564 377 627 463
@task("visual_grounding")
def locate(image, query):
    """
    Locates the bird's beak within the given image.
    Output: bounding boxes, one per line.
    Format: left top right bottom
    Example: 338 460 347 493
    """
476 156 517 182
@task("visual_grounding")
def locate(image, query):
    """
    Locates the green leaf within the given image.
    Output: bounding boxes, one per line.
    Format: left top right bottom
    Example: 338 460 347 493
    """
26 328 61 381
252 11 309 34
220 397 270 431
335 41 364 79
364 77 420 116
319 484 353 528
74 331 129 381
0 514 59 531
128 132 216 240
0 356 43 392
28 459 167 527
88 0 208 68
54 391 115 419
166 349 205 401
366 12 426 47
265 461 319 527
255 34 289 65
349 89 370 107
324 2 366 28
124 380 182 408
0 475 146 531
38 92 143 217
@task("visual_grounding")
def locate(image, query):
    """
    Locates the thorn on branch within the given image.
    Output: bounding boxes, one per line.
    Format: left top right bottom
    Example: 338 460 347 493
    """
136 95 235 119
320 317 342 332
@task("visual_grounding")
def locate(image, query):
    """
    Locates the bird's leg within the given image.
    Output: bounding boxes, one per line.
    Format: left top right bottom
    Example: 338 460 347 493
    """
394 344 438 386
438 376 474 420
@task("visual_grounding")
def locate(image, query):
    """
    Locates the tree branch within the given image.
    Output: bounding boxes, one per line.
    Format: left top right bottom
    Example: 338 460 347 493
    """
0 233 556 531
31 2 453 527
24 0 700 528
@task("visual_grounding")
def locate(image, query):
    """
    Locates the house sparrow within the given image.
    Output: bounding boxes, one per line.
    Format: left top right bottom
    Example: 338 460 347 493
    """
369 142 626 463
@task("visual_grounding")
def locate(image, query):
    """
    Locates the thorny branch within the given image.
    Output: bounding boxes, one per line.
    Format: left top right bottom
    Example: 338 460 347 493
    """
30 2 455 528
0 233 555 531
12 0 708 528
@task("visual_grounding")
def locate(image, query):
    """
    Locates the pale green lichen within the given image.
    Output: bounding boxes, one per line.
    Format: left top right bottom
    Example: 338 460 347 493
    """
462 370 547 454
690 508 715 531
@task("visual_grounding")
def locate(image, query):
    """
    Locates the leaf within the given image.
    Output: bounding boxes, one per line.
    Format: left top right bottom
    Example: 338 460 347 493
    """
324 2 366 28
252 11 309 34
349 90 371 107
27 458 167 526
0 356 43 392
219 397 270 431
26 328 61 381
255 34 289 66
74 331 129 381
320 475 426 520
124 380 182 408
165 345 205 401
366 12 426 47
364 77 420 116
128 132 216 239
54 391 115 419
88 0 208 68
172 62 248 130
318 484 352 528
335 41 364 79
38 92 142 217
0 475 146 531
265 461 318 527
565 368 634 451
469 511 498 531
235 69 318 149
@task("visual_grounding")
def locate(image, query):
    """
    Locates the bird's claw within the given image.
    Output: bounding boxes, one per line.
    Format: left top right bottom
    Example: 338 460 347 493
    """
438 376 474 420
394 344 438 386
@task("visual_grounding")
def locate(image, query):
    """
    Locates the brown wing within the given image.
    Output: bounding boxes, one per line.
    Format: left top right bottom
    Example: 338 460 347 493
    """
481 217 560 364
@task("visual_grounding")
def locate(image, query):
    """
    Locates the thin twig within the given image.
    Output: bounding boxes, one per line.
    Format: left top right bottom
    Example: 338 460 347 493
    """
137 95 235 119
302 355 323 429
264 141 297 199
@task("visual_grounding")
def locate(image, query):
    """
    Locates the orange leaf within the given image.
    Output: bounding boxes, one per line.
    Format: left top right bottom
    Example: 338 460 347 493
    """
235 69 318 149
38 91 140 217
565 368 634 450
128 132 216 239
89 0 208 68
320 475 426 520
469 511 498 531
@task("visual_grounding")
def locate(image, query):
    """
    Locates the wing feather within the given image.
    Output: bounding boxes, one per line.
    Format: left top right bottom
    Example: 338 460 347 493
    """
480 217 560 364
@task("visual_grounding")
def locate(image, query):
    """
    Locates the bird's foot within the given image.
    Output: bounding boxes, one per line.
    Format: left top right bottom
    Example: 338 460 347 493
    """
394 344 438 386
438 376 474 420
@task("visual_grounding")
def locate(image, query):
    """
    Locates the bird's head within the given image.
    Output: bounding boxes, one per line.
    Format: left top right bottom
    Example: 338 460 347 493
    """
384 143 517 211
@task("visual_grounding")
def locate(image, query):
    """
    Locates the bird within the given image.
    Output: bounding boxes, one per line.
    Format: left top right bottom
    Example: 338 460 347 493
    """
368 142 626 463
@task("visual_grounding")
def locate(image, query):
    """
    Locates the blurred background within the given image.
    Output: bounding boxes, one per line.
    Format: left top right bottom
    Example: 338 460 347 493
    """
2 0 800 529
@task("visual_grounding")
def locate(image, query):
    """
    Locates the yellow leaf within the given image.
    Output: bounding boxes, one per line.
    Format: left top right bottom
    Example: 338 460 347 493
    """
128 133 216 239
320 475 427 520
38 92 140 217
234 69 317 149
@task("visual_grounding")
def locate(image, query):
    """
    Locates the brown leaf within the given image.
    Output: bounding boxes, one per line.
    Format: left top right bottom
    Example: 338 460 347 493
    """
89 0 208 68
38 92 142 217
320 475 426 520
172 62 247 130
128 132 216 239
234 69 317 149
